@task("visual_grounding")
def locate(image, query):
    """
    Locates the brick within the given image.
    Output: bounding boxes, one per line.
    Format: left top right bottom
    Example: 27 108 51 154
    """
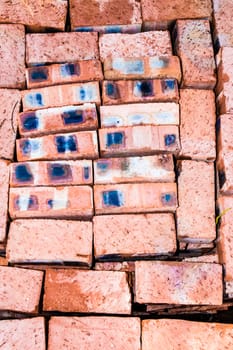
0 318 45 350
48 317 140 350
0 0 67 32
0 161 9 243
94 183 177 214
100 102 179 127
18 104 98 137
0 266 43 313
216 48 233 114
16 131 98 161
26 32 99 66
94 155 175 184
177 161 215 243
0 89 21 160
94 213 176 258
70 0 142 33
99 125 180 157
10 160 92 187
175 20 216 89
43 269 131 313
0 24 25 88
135 261 223 305
213 0 233 48
184 253 219 264
99 31 172 62
102 79 179 105
7 219 92 266
104 56 182 82
21 82 100 111
95 261 135 272
142 319 233 350
9 186 93 219
26 60 103 89
179 89 216 160
141 0 212 30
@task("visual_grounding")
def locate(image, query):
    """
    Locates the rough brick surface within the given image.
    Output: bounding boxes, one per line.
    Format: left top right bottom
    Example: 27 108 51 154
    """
0 161 9 242
216 48 233 114
0 266 43 313
95 261 135 272
135 261 223 305
213 0 233 48
43 269 131 314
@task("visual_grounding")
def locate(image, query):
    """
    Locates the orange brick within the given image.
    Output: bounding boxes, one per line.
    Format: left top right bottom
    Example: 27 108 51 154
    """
26 32 99 66
175 20 216 89
94 155 175 184
70 0 142 33
0 266 43 313
216 48 233 114
43 269 131 313
26 60 103 89
135 261 223 305
48 317 140 350
104 56 182 82
94 183 177 214
0 161 9 243
10 160 92 187
94 213 176 258
142 319 233 350
18 104 98 137
177 161 215 243
16 131 98 161
95 261 135 272
99 125 180 157
0 318 45 350
179 89 216 160
213 0 233 48
99 31 172 62
9 186 93 219
7 219 92 266
21 82 100 111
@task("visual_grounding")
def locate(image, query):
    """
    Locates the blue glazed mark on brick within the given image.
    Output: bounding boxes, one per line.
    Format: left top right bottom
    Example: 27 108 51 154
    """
29 67 48 82
47 199 54 209
48 163 72 181
105 82 119 99
60 63 80 77
75 26 94 32
77 86 95 102
22 112 38 131
105 25 122 33
112 58 144 75
161 192 175 206
97 160 109 171
162 79 175 91
83 166 90 180
25 92 44 107
55 135 77 153
219 170 226 188
106 132 124 147
216 117 221 134
102 190 124 207
164 134 176 146
150 57 169 69
28 195 39 210
20 139 40 155
15 164 33 182
62 110 84 125
15 195 38 211
134 80 153 97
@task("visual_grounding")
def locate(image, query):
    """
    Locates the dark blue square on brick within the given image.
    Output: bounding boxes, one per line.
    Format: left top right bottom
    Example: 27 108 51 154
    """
106 132 124 147
102 190 123 207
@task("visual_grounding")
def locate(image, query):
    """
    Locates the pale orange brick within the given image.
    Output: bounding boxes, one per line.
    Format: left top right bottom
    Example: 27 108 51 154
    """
216 48 233 114
48 317 140 350
135 261 223 305
43 269 131 313
94 213 176 258
0 318 45 350
177 161 215 243
7 219 92 266
26 32 99 66
94 261 135 272
175 20 216 89
0 266 43 313
213 0 233 48
0 161 9 242
9 186 93 219
179 89 216 160
16 131 98 161
94 183 177 214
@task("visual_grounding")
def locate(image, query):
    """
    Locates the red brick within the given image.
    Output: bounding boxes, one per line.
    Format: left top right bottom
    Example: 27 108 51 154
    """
94 155 175 184
184 253 219 264
0 317 45 350
48 317 140 350
0 24 25 88
179 89 216 160
7 219 92 266
18 104 98 137
213 0 233 48
177 161 215 243
26 32 99 66
104 56 182 82
21 82 100 111
216 48 233 114
99 125 180 157
0 89 21 160
95 261 135 272
94 183 177 214
0 161 9 242
142 319 233 350
94 213 176 258
0 266 43 313
10 160 92 187
9 186 93 219
100 102 179 127
26 60 103 89
0 0 67 32
99 31 172 62
43 269 131 313
16 131 98 161
70 0 142 33
135 261 223 305
175 20 216 89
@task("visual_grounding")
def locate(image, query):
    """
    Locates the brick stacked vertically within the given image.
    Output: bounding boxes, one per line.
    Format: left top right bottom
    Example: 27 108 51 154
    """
0 161 9 243
213 0 233 48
